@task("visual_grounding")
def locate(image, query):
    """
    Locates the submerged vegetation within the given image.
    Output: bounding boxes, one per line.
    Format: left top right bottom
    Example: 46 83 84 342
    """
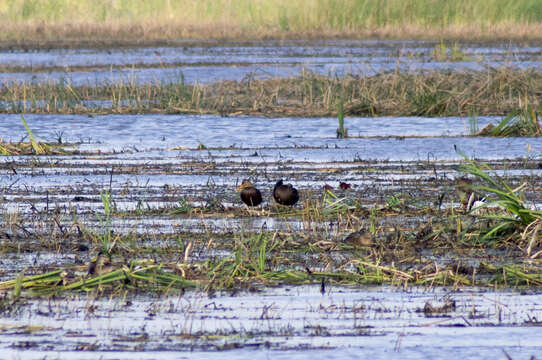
2 67 542 118
2 0 542 42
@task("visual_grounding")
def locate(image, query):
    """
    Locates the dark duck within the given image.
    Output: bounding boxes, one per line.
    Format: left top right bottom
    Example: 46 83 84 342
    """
236 179 262 207
273 179 299 206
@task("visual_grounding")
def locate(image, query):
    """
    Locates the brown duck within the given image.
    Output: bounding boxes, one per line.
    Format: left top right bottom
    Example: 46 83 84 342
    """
273 179 299 206
236 179 262 207
88 251 115 275
344 229 373 247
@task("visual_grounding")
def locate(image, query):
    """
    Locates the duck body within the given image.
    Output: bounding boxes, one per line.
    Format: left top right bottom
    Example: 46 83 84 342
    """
344 229 373 247
236 179 262 207
88 251 113 275
273 179 299 206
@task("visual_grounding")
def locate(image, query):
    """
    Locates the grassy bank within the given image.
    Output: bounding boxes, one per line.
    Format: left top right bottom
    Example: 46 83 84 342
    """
2 67 541 117
2 0 542 42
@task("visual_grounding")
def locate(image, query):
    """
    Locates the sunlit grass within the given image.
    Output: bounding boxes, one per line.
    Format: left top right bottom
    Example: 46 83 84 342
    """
2 68 542 119
2 0 542 40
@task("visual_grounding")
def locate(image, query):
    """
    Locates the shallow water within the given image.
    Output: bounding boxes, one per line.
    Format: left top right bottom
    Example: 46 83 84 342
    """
1 113 541 222
2 113 542 233
0 113 493 143
1 40 542 85
2 40 542 360
1 286 541 359
1 113 539 161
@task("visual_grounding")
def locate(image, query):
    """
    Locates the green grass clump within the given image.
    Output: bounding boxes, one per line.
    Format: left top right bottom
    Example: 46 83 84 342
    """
171 198 193 215
431 40 470 62
456 148 542 243
475 106 541 137
206 233 280 289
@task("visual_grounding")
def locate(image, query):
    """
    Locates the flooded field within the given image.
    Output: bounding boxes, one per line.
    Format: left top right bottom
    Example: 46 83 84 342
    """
1 286 542 359
1 40 542 85
1 40 542 358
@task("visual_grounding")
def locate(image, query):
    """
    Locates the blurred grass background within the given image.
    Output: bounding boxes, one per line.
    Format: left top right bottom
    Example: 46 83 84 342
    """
2 0 542 40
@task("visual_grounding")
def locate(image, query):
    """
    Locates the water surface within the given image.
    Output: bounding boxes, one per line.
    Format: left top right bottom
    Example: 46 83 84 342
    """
0 286 540 359
2 40 542 85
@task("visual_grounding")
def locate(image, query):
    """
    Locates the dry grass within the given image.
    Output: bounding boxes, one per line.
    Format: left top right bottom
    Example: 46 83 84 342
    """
2 67 541 117
2 0 542 42
4 22 542 44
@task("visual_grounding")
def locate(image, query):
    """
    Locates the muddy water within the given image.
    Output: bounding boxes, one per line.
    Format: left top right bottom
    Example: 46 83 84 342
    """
1 286 541 359
1 40 542 85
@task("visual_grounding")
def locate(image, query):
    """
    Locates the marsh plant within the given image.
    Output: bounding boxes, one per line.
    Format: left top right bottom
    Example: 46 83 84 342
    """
431 40 469 62
84 190 117 253
475 106 541 137
3 68 542 120
0 115 73 155
4 0 542 41
468 115 479 135
172 198 193 214
457 149 542 243
206 232 280 289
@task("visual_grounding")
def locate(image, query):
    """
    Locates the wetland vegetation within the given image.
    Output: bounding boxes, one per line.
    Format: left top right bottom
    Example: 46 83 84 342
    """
3 0 542 42
2 131 542 357
2 142 542 295
1 2 542 356
2 67 542 119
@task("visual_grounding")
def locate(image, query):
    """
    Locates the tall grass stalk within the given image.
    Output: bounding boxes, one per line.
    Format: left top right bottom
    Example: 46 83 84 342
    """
336 98 347 138
257 234 268 274
20 115 45 154
85 191 116 253
469 115 478 135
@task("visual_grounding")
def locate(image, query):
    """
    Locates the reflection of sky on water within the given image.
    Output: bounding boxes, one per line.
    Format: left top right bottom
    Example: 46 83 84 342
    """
0 113 540 162
1 40 541 85
0 286 540 359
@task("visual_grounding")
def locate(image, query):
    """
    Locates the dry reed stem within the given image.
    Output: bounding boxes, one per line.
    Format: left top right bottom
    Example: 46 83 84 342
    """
2 68 541 117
